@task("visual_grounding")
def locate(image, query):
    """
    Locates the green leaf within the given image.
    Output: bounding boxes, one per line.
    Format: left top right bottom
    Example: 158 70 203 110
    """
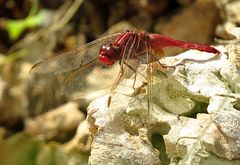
6 10 46 40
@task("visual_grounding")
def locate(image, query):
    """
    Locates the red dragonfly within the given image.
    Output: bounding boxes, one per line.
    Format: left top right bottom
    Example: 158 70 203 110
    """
31 30 219 106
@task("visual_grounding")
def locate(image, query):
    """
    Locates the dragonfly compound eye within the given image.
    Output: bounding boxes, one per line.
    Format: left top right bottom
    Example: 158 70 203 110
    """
99 45 120 65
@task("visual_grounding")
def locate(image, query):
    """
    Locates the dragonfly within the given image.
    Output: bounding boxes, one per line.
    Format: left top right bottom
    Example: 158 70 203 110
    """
31 30 220 107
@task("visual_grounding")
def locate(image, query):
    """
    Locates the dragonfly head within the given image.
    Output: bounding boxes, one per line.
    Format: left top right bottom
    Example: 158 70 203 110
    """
99 44 120 65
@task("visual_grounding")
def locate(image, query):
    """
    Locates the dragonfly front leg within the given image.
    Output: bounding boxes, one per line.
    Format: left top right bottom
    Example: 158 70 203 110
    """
108 64 125 107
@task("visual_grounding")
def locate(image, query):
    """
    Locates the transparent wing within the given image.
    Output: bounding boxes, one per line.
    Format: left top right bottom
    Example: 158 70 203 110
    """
64 62 120 101
31 33 119 74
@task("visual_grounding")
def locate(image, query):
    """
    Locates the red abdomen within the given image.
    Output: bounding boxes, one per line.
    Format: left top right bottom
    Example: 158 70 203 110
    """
150 34 220 54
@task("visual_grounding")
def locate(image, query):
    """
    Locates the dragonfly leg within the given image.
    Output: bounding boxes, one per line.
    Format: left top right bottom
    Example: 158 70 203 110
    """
124 61 146 79
108 33 139 106
132 58 141 90
123 59 147 91
161 62 185 69
108 65 125 107
124 61 138 90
